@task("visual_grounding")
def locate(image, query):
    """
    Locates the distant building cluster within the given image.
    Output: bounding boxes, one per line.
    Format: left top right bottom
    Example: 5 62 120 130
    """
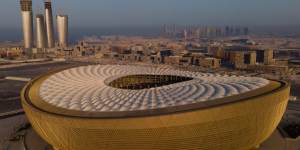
0 47 23 59
161 25 249 39
59 36 290 75
67 37 219 69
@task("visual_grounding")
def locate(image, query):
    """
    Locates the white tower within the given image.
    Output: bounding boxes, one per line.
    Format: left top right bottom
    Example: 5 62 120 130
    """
44 0 55 48
20 0 33 49
36 14 47 49
57 15 68 47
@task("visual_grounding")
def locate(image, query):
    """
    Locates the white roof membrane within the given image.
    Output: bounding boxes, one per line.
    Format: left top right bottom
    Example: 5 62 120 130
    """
39 65 270 112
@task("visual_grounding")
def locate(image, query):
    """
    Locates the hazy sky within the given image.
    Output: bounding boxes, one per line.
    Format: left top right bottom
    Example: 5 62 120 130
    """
0 0 300 28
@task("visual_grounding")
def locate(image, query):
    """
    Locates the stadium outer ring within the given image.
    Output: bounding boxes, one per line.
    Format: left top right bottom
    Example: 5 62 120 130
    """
21 68 290 150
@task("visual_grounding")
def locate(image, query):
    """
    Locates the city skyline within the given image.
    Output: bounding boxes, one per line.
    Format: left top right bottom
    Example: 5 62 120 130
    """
0 0 300 29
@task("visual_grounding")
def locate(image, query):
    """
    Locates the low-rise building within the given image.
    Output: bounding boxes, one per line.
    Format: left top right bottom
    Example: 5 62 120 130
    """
225 51 256 69
165 52 221 69
198 57 221 69
249 65 290 75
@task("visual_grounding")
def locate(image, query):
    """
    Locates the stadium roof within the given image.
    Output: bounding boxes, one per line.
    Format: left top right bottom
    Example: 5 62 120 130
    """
36 65 270 113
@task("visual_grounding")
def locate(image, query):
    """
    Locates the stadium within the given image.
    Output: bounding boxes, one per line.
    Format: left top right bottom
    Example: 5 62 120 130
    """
21 65 290 150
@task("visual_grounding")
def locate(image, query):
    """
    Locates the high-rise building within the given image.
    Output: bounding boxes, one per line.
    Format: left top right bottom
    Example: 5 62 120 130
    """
44 0 55 48
230 27 234 36
195 28 200 39
225 26 230 36
235 27 241 36
172 24 177 36
35 14 47 49
243 27 249 35
57 14 68 47
183 29 188 40
20 0 33 49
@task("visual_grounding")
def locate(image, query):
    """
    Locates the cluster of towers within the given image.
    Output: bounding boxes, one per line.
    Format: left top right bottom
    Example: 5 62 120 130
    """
162 25 249 39
20 0 68 52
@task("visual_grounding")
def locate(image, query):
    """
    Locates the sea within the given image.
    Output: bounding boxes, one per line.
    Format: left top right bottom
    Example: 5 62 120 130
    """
0 25 300 43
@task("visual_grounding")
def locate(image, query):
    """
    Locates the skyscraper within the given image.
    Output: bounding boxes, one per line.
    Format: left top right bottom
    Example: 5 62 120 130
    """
35 14 47 49
243 27 249 35
183 29 188 40
57 14 68 47
225 26 230 36
20 0 33 49
44 0 55 48
195 28 201 39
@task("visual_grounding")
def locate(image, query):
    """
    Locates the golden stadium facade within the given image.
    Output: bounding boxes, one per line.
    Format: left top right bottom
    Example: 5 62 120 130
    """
21 65 290 150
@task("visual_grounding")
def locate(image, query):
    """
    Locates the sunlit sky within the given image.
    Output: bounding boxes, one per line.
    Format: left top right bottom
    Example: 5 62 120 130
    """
0 0 300 28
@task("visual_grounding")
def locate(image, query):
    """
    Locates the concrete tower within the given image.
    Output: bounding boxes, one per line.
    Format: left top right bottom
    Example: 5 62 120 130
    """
44 0 55 48
57 15 68 47
35 14 47 49
20 0 33 49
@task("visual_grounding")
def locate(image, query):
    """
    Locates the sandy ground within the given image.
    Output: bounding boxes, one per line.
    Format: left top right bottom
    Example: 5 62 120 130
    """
0 115 27 150
290 75 300 98
24 129 52 150
0 115 51 150
258 130 287 150
258 129 300 150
